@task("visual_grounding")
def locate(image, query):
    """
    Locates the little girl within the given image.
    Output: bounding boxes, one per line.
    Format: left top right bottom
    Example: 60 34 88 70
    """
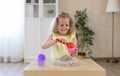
42 12 78 59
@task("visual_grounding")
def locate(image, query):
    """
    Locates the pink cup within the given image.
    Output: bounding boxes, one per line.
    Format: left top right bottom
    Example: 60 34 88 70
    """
68 47 76 54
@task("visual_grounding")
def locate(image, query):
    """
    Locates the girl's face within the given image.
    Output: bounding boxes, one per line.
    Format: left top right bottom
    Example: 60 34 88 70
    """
57 18 70 35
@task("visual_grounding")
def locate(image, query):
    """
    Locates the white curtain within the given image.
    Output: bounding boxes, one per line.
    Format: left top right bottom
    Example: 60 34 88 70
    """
0 0 24 62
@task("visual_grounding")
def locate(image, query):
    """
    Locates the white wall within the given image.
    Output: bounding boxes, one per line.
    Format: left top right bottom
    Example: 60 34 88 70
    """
24 19 40 62
40 19 52 58
24 19 52 62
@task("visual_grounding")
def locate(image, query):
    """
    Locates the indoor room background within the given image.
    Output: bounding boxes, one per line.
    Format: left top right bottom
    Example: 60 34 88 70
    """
0 0 120 63
58 0 120 58
25 0 120 62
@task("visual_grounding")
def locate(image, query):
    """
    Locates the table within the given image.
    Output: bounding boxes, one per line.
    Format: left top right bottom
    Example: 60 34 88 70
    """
24 59 106 76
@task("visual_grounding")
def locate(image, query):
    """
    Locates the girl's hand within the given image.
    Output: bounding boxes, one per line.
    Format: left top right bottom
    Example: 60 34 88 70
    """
71 48 78 57
60 38 67 44
56 38 67 44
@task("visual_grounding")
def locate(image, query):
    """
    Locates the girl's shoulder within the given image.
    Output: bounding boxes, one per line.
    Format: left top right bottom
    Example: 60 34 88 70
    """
51 32 60 37
51 32 58 35
69 31 76 38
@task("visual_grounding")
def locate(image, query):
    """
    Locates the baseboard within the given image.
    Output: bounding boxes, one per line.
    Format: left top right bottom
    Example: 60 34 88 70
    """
92 57 120 61
24 58 36 63
24 57 120 63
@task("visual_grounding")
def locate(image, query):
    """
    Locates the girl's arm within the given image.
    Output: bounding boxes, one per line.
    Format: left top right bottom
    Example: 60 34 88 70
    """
71 37 78 56
72 37 77 47
42 34 56 49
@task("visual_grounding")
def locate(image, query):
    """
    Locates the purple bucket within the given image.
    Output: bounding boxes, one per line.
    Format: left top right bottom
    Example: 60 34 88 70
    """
37 54 46 66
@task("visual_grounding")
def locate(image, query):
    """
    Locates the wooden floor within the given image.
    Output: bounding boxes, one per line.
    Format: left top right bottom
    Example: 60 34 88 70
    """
0 59 120 76
94 59 120 76
0 61 28 76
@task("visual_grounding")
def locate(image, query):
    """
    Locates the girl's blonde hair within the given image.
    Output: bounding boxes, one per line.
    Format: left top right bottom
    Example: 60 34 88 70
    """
50 12 75 35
